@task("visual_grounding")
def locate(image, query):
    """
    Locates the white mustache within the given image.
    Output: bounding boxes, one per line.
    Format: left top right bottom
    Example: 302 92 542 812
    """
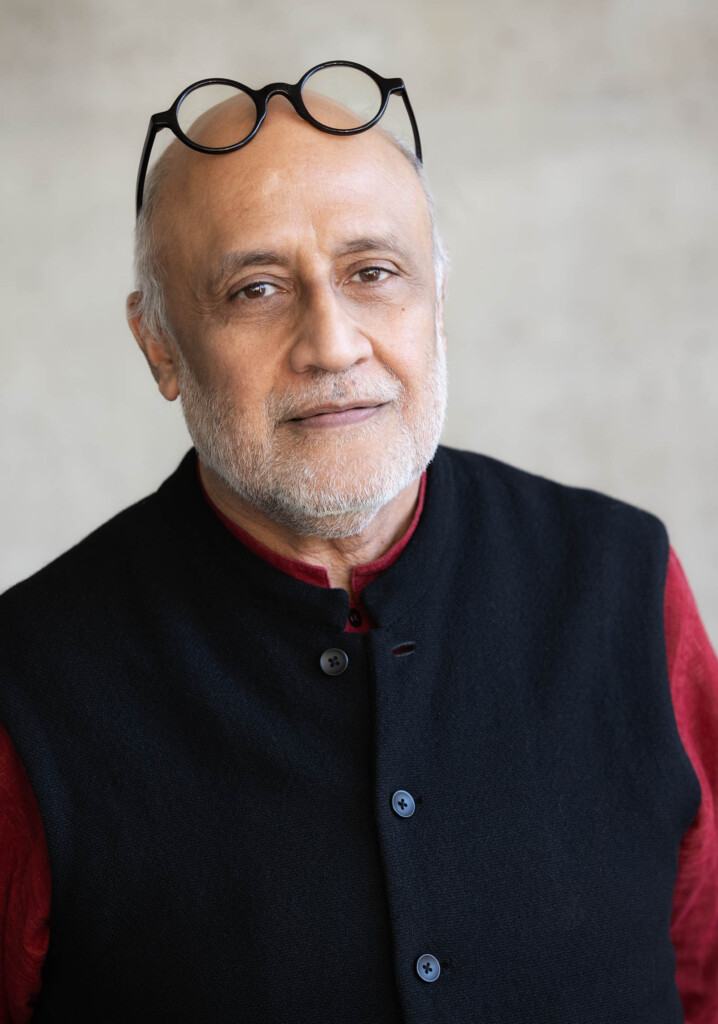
270 372 404 423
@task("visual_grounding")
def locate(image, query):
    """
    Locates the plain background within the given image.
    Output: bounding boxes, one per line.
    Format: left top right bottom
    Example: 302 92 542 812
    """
2 0 717 644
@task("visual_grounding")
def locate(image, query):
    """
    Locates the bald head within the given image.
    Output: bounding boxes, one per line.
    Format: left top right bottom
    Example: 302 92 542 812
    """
131 93 446 341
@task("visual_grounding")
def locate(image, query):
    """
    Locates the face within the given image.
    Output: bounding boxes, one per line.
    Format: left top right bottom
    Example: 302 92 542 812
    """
137 99 447 538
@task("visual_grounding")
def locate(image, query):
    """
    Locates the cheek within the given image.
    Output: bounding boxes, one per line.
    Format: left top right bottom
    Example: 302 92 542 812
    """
377 307 439 382
191 334 281 416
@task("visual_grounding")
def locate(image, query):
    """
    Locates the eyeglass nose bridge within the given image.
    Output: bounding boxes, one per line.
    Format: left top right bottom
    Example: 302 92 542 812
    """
249 80 307 137
252 77 397 138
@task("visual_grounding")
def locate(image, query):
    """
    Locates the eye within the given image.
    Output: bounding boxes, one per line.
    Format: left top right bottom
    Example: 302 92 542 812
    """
351 266 393 284
233 281 278 300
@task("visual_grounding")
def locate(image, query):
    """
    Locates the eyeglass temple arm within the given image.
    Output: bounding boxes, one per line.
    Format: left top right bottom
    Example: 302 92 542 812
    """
398 90 423 164
135 117 162 218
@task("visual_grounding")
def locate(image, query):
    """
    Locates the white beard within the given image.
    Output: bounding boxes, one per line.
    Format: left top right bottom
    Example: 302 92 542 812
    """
176 337 447 539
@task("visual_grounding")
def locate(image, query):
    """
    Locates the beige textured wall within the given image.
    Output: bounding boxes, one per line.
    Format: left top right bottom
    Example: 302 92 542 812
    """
2 0 717 643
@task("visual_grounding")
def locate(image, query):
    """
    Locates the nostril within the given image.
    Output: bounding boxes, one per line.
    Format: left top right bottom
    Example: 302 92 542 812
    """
392 642 416 656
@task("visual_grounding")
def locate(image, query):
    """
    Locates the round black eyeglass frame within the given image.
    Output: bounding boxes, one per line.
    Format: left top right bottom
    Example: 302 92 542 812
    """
134 60 422 217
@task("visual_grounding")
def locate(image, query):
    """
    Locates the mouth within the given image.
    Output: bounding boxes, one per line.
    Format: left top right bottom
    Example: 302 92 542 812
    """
287 402 386 429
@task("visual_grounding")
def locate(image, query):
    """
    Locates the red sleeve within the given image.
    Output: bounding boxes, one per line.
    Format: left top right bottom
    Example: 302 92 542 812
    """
0 722 50 1024
667 548 718 1023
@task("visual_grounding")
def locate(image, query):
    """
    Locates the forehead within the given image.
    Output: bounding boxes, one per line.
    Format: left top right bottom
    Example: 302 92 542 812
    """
154 101 432 267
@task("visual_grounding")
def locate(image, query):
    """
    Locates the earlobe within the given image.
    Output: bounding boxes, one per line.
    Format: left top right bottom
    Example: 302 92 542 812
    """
126 291 180 402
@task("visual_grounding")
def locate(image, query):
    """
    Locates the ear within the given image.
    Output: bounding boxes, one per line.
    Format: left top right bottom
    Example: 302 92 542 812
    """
126 292 180 402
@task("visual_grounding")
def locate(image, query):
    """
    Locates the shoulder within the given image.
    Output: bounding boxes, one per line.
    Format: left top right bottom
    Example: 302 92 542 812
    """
0 453 195 637
2 492 159 608
1 450 201 610
436 443 666 524
433 443 669 564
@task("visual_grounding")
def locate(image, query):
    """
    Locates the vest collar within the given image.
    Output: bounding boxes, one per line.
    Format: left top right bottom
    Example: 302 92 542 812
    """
156 447 455 633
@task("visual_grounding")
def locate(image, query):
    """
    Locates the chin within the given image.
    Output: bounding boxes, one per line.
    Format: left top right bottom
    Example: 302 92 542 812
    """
231 452 421 538
265 501 385 540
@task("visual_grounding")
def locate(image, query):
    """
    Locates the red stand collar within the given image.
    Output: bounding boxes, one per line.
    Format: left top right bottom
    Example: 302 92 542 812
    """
197 462 426 606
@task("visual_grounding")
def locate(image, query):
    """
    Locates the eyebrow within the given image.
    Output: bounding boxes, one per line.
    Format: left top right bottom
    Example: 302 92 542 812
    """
207 250 286 293
336 234 414 265
207 234 414 293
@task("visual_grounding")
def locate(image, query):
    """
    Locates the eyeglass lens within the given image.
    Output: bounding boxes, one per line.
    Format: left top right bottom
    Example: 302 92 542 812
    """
176 66 384 148
177 84 256 147
301 65 382 129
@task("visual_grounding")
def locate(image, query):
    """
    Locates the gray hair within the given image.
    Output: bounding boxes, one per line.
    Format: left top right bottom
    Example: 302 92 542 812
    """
131 132 449 341
390 136 450 306
132 156 176 340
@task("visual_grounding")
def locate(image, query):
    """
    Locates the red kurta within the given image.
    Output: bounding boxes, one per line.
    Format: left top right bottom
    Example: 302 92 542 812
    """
1 473 716 1023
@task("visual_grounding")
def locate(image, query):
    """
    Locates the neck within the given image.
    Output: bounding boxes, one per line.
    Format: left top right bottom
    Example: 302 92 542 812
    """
198 460 421 598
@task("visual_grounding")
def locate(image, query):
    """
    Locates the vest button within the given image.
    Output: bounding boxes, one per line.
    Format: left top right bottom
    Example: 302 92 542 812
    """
319 648 349 676
416 953 441 982
348 608 362 627
391 790 416 818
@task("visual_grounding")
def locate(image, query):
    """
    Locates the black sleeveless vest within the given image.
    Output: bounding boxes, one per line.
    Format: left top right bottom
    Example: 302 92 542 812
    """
0 446 699 1023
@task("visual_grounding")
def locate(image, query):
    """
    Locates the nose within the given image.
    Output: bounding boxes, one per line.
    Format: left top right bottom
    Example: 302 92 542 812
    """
288 284 373 375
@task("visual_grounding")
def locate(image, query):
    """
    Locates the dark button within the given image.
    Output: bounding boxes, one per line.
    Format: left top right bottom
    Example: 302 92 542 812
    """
320 648 349 676
416 954 441 982
391 790 416 818
348 608 362 627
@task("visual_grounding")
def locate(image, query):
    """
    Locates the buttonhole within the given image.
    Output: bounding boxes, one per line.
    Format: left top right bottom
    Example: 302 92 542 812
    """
441 959 451 969
392 641 416 656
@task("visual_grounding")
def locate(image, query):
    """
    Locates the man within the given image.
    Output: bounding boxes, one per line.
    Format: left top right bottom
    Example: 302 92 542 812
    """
1 64 716 1023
